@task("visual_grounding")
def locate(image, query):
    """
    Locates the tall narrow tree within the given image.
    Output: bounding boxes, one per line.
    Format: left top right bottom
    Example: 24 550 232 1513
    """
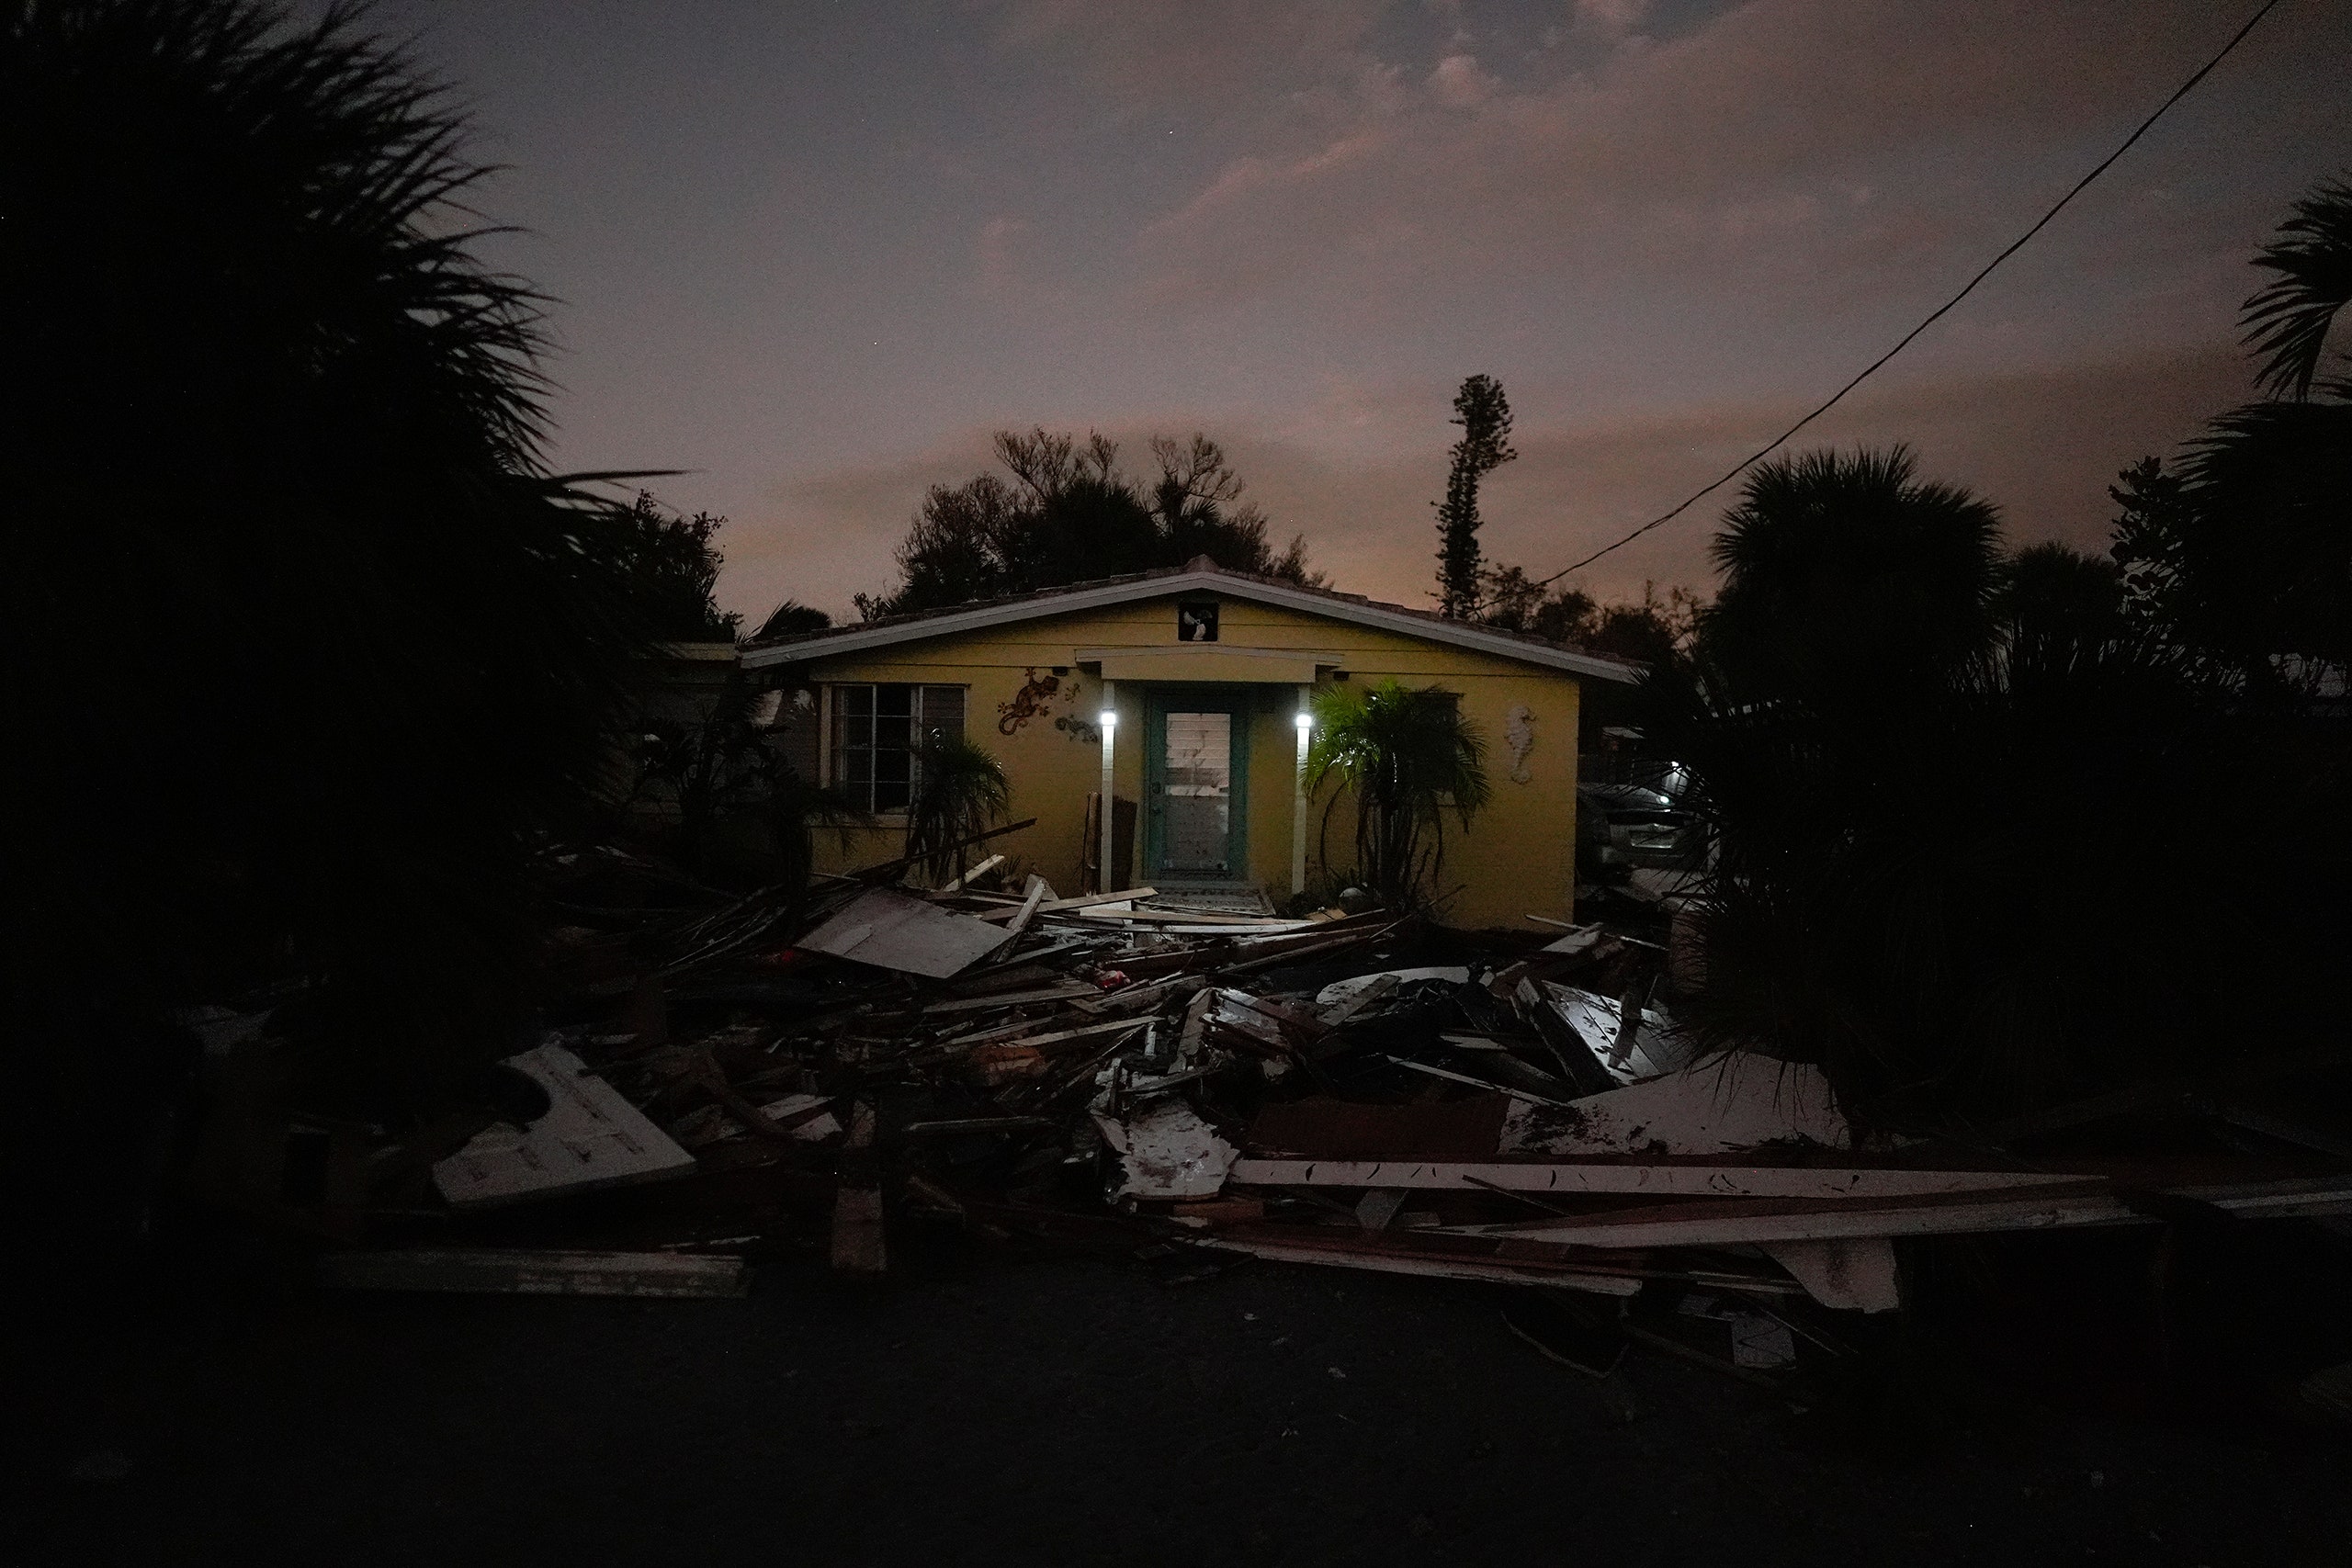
1432 375 1517 619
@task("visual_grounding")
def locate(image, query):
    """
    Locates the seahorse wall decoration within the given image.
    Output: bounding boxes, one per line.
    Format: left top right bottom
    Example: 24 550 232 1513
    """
997 668 1060 736
1504 703 1536 784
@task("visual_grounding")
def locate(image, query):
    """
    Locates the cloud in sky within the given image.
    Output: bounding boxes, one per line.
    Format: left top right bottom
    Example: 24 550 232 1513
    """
1132 1 2289 322
371 0 2352 624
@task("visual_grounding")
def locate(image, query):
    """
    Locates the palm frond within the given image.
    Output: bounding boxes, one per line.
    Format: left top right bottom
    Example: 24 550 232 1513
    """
2242 175 2352 401
905 737 1011 886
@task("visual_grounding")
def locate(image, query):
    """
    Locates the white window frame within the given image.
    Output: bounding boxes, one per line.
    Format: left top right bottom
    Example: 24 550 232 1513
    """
826 682 966 816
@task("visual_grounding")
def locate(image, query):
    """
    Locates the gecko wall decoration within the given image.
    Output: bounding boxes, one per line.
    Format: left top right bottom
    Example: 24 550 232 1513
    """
1504 703 1536 784
996 668 1060 736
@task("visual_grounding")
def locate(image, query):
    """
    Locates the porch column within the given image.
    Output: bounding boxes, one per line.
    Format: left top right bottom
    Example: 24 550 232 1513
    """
1098 680 1118 893
1291 682 1312 897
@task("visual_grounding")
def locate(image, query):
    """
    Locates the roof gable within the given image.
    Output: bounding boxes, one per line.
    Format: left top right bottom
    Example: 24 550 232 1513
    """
741 562 1641 683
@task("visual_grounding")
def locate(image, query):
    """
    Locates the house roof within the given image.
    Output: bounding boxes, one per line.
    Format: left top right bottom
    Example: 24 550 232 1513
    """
740 558 1643 683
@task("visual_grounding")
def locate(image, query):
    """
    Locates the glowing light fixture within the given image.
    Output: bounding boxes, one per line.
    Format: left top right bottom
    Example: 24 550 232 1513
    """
1099 709 1117 728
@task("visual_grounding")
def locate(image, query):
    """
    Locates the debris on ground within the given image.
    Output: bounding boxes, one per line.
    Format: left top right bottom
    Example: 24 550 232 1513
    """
177 840 2352 1411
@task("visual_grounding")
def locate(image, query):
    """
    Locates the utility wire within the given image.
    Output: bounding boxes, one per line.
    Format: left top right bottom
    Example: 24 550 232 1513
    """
1532 0 2289 589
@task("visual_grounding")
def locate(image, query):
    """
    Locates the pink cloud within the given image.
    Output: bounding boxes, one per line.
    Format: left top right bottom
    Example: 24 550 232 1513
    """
1133 1 2290 314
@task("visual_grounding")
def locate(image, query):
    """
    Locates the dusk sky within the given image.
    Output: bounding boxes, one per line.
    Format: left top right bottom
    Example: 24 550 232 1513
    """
371 0 2352 624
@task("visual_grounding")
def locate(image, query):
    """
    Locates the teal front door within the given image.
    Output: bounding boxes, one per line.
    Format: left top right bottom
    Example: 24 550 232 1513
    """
1144 688 1250 882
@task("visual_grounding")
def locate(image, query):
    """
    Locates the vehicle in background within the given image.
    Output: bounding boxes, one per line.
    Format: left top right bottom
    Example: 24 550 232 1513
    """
1577 782 1708 874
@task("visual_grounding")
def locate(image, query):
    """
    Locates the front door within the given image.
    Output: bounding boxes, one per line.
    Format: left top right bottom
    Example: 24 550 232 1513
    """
1144 689 1250 882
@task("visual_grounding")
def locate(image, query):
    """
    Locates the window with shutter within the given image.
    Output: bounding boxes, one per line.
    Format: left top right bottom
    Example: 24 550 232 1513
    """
829 683 967 812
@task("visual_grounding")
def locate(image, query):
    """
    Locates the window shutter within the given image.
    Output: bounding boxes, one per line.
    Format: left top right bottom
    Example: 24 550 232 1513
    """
922 684 966 744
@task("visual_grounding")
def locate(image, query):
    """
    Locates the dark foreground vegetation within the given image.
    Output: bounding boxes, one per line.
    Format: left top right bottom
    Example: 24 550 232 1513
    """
1640 178 2352 1134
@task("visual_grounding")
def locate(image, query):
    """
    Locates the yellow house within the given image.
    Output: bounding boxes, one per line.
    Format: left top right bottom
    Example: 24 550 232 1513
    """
741 560 1639 931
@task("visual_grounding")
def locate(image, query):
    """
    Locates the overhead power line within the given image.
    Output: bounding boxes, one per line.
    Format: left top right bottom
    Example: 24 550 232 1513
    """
1532 0 2290 589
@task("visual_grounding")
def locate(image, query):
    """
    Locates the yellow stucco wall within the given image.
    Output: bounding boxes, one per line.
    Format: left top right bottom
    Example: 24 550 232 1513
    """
778 592 1586 931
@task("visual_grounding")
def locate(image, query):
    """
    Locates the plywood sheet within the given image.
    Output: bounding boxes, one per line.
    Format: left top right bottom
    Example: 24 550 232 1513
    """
797 887 1009 978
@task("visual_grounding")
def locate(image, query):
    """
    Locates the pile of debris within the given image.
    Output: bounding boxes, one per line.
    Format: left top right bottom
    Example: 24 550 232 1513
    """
187 831 2352 1407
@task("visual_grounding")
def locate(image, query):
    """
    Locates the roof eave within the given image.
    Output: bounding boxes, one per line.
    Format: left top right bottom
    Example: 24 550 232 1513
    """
740 569 1643 684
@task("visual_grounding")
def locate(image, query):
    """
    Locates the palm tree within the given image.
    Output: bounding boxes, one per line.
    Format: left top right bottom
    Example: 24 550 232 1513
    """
904 737 1011 886
1307 680 1491 911
1699 446 2004 709
2242 175 2352 402
5 1 654 1105
2115 174 2352 672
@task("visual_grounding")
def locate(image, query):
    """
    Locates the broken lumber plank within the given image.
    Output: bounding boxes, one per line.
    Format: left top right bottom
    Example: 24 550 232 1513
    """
978 886 1159 920
831 1101 887 1275
1424 1174 2352 1248
1075 906 1307 927
935 853 1006 894
1007 1017 1148 1055
1069 972 1211 1017
981 874 1051 963
1217 921 1399 976
1319 972 1399 1026
920 981 1103 1013
961 1021 1148 1082
318 1247 748 1299
1226 1157 2090 1202
1386 1055 1579 1109
1174 986 1216 1065
847 817 1037 885
1193 1233 1642 1296
1513 977 1618 1097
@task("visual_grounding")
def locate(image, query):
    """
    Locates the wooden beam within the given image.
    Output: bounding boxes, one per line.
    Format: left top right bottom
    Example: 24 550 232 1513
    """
1228 1156 2087 1202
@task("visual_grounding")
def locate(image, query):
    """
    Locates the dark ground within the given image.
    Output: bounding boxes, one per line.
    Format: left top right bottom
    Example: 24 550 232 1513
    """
9 1224 2349 1568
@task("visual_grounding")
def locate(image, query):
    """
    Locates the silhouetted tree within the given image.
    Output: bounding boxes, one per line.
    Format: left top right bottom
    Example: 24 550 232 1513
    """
1433 375 1517 619
1697 446 2003 707
2101 173 2352 682
1996 541 2124 660
858 429 1320 617
3 0 662 1105
616 491 742 641
1476 563 1699 663
752 600 832 641
1645 432 2351 1132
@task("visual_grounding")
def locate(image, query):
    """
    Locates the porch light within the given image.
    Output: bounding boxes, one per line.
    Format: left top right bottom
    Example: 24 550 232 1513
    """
1099 708 1117 728
1294 710 1313 732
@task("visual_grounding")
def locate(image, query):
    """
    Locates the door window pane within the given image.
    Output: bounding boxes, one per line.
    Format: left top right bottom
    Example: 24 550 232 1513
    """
1160 711 1232 871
